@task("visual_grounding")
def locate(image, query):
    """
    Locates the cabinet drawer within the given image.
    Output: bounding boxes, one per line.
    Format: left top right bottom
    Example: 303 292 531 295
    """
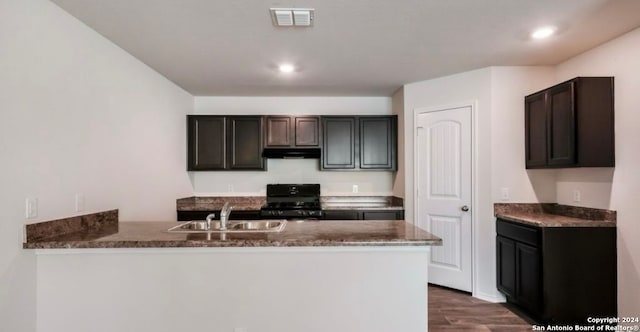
178 210 260 221
323 210 361 220
497 219 540 247
362 211 401 220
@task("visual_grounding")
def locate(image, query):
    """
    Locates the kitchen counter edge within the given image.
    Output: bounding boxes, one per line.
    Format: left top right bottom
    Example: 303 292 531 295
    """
24 217 442 249
494 203 616 228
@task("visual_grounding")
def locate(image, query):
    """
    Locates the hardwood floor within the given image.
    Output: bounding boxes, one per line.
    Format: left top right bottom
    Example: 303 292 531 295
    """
428 285 533 331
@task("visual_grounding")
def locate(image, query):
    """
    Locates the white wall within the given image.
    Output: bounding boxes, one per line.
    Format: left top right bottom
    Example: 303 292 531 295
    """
191 97 396 196
402 66 557 302
490 67 558 204
555 27 640 317
0 0 194 330
36 248 429 332
391 88 405 198
403 68 497 300
402 26 640 316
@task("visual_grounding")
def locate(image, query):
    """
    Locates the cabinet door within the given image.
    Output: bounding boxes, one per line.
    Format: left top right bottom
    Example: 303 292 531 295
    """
322 210 361 220
525 92 547 168
359 117 397 170
496 236 516 298
187 116 226 170
178 210 212 221
516 242 542 313
322 117 357 169
177 210 260 221
574 77 615 167
547 81 576 166
228 116 265 170
295 116 320 147
265 116 292 147
362 211 400 220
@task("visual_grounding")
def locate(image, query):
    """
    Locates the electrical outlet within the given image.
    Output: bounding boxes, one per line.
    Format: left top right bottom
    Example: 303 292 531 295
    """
75 194 85 212
228 184 234 193
500 188 510 201
25 198 38 219
573 190 581 202
352 184 359 193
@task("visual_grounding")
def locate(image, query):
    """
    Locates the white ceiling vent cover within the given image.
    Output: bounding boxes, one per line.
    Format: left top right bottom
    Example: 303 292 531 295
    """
293 10 311 26
274 10 293 26
270 8 314 27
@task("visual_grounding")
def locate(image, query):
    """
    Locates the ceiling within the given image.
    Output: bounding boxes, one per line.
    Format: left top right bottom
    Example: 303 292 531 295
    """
50 0 640 96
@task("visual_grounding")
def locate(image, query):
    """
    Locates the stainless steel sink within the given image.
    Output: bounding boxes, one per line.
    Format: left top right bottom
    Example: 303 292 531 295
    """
167 220 286 233
172 220 221 231
229 220 286 231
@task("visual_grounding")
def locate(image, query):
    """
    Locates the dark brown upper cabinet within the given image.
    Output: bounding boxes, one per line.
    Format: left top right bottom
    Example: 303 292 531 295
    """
187 116 227 170
322 117 357 169
525 77 614 169
187 115 265 171
525 91 547 167
264 116 320 148
359 116 397 170
228 116 265 170
295 117 320 146
321 116 397 171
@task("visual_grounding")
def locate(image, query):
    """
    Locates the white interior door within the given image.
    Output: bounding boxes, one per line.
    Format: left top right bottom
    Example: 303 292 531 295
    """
416 106 472 292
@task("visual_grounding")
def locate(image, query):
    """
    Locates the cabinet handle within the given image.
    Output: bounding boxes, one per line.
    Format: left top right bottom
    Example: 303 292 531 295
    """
461 205 469 212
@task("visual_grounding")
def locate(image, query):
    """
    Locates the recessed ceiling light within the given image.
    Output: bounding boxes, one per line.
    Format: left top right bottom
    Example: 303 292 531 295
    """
531 26 557 40
278 64 295 73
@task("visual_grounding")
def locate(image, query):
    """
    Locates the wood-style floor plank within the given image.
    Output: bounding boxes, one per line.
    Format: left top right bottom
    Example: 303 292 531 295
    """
429 285 533 331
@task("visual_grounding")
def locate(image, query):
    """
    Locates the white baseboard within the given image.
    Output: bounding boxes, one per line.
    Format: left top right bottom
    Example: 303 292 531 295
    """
473 290 506 303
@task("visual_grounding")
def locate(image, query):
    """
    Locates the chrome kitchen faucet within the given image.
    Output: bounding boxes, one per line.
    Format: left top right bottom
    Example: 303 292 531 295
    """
205 213 216 231
219 202 233 231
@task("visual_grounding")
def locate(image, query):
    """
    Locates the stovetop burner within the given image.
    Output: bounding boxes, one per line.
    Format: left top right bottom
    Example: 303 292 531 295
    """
262 201 321 210
261 184 322 219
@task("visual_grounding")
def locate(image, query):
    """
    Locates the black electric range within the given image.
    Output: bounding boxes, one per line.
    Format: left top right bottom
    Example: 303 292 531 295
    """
260 184 322 219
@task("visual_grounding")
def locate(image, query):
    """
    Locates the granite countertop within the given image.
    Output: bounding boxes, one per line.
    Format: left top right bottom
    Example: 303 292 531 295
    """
320 196 404 210
177 196 265 211
177 196 404 211
23 210 440 249
494 203 616 228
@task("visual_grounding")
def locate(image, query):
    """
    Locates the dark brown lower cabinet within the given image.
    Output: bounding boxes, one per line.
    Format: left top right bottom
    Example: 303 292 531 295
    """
362 211 402 220
322 210 404 220
177 210 261 222
322 210 360 220
496 218 616 324
179 210 404 221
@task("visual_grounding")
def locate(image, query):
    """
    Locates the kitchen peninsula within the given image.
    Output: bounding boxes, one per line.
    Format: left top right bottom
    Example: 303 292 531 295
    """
25 210 440 332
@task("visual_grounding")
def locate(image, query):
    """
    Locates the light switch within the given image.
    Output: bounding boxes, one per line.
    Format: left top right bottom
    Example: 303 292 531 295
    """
500 188 510 201
573 190 581 202
25 198 38 219
75 194 85 212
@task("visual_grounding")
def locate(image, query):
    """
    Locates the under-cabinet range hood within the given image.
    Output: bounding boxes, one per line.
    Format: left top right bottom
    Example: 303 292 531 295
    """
262 148 321 159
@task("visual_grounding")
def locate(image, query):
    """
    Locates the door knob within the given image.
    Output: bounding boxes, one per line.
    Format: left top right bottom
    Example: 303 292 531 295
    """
461 205 469 212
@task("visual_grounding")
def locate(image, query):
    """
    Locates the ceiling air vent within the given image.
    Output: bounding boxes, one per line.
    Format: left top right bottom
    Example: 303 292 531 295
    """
270 8 314 27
